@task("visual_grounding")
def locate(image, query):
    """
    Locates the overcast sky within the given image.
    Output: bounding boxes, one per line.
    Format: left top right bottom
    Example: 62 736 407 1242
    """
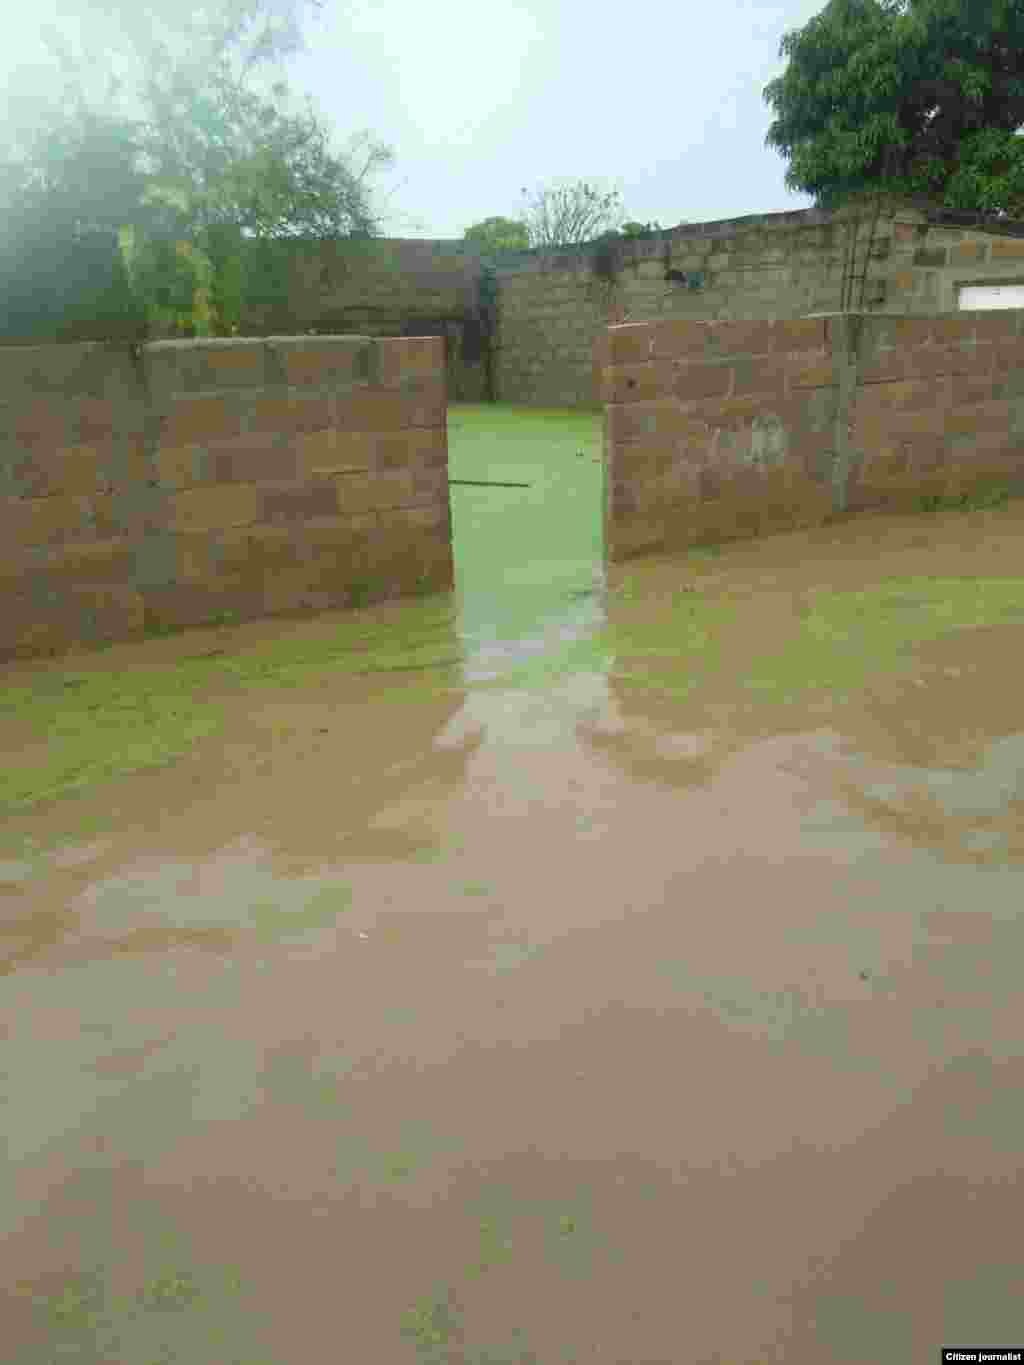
3 0 829 240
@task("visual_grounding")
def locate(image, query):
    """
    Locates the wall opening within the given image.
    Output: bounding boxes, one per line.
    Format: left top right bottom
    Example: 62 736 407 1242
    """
445 401 606 683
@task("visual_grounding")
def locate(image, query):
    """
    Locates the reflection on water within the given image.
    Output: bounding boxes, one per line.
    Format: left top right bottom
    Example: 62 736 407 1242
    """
457 590 608 685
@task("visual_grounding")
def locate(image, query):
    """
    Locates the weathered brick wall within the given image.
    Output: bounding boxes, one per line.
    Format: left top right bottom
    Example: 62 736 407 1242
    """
271 204 1024 412
601 310 1024 561
0 335 452 661
883 215 1024 312
254 238 488 401
495 200 1024 409
14 206 1023 418
494 209 847 407
490 255 615 409
845 310 1024 514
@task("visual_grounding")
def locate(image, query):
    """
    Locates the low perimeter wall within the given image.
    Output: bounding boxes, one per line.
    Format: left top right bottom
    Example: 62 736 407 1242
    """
601 309 1024 560
0 335 452 661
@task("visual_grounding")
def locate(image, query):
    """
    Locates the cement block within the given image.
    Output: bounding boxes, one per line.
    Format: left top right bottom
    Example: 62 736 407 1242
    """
1 492 97 547
168 483 263 533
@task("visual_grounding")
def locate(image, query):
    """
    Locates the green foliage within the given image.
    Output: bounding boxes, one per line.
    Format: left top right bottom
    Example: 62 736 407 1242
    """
147 68 395 243
198 221 246 335
119 225 216 337
0 0 395 341
461 215 530 252
0 97 161 341
763 0 1024 216
400 1288 463 1359
464 208 666 254
236 235 300 328
87 244 153 342
123 31 396 246
915 481 1011 513
0 224 148 344
619 219 664 236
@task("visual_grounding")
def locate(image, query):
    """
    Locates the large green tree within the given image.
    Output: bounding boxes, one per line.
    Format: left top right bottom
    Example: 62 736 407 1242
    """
619 220 665 237
461 216 530 253
0 0 400 339
0 95 165 340
461 209 662 255
763 0 1024 217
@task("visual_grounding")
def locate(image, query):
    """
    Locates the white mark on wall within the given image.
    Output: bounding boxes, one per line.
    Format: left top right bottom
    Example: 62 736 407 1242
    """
747 413 788 471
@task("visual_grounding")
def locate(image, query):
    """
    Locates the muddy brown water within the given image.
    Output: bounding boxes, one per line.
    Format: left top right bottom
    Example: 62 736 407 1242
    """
2 486 1024 1362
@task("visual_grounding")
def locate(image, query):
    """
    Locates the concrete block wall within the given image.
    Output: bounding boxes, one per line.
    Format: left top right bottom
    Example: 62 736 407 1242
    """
260 238 488 401
494 202 1024 409
883 215 1024 313
16 203 1016 417
494 209 855 408
601 310 1024 561
0 335 452 661
490 255 616 408
844 310 1024 513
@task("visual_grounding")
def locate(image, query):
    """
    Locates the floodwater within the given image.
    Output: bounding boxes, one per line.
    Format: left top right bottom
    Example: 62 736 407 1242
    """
2 403 1023 1364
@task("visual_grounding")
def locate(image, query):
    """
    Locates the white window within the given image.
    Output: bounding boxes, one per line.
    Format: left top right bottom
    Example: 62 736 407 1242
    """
958 284 1024 309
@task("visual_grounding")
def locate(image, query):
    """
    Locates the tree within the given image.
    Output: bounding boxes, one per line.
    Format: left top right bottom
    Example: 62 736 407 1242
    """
0 94 164 340
518 179 627 247
123 30 396 243
117 227 217 338
21 0 324 135
619 220 665 237
763 0 1024 217
461 216 530 253
0 0 402 340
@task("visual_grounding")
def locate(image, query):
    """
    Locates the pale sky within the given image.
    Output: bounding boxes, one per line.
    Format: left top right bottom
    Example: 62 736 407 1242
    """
2 0 828 240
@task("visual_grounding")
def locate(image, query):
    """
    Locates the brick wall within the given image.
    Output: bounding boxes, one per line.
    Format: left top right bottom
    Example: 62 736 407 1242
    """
493 209 846 408
494 200 1024 409
601 310 1024 561
13 205 1024 417
254 238 488 401
884 215 1024 312
0 335 452 661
